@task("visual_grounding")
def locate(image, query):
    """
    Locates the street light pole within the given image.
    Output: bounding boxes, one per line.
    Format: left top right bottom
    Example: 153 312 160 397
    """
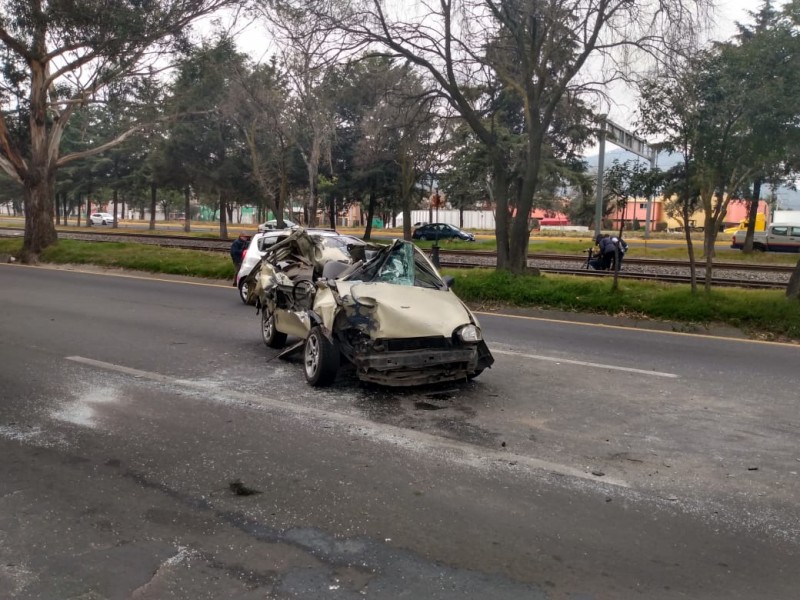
432 187 441 267
644 152 656 240
594 117 607 238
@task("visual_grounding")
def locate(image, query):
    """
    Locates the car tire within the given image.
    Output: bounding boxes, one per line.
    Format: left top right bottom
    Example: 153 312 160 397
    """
304 326 339 387
418 234 427 241
261 309 287 349
238 278 250 304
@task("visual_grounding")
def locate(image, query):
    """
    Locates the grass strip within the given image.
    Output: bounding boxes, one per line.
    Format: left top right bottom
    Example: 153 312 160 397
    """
443 268 800 340
0 238 232 279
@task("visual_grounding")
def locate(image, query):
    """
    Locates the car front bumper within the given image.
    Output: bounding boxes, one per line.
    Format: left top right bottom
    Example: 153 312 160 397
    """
351 340 494 386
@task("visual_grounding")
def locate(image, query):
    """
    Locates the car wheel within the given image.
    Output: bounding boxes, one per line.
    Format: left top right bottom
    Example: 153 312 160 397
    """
304 326 339 387
418 234 427 241
238 278 250 304
261 309 287 349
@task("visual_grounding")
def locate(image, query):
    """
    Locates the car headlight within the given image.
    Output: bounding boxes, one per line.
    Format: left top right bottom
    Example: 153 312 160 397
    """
457 324 481 343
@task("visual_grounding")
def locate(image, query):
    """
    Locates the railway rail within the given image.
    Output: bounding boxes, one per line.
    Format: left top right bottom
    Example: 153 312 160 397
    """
1 227 793 290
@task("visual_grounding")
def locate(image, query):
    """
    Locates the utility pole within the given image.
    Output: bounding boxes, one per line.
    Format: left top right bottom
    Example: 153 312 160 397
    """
593 117 607 238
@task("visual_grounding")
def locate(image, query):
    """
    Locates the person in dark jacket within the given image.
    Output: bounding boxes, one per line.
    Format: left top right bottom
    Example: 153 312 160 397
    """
230 234 249 285
589 234 627 270
609 235 628 270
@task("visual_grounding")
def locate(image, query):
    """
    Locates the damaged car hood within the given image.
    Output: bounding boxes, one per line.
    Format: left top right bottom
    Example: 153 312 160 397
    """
336 281 477 339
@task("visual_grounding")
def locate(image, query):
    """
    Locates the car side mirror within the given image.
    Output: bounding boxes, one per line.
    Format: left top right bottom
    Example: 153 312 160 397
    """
443 275 455 289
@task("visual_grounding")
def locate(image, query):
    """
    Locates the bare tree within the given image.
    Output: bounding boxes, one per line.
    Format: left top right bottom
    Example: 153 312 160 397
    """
309 0 707 273
226 59 294 226
259 2 361 226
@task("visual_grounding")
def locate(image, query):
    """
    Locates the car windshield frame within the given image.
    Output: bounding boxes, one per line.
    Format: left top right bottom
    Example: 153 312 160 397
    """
343 241 447 290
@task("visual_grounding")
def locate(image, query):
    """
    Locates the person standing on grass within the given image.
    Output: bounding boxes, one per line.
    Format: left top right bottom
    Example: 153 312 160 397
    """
229 234 248 286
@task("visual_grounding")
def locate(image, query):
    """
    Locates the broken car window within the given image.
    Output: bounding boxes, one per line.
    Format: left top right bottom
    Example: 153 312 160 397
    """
344 241 447 290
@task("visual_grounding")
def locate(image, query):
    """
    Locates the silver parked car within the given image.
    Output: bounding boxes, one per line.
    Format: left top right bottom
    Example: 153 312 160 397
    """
254 229 493 387
236 229 371 305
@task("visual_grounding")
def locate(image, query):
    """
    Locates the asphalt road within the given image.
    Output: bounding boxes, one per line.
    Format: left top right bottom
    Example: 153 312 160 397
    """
1 264 798 599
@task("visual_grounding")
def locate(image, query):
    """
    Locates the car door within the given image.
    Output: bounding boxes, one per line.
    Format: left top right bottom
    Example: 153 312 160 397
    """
790 226 800 252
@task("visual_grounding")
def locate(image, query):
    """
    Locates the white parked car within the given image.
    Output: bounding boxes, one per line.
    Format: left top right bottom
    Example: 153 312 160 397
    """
258 219 297 231
88 212 116 225
235 229 373 304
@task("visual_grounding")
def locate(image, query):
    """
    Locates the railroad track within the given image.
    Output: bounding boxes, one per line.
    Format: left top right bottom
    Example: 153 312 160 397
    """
436 260 787 289
1 227 793 289
436 249 794 274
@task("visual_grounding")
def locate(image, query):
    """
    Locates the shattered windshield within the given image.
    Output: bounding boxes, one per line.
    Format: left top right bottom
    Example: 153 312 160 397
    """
344 242 446 290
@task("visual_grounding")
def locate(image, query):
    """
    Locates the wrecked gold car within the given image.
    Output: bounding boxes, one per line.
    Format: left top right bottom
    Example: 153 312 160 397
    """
254 229 494 387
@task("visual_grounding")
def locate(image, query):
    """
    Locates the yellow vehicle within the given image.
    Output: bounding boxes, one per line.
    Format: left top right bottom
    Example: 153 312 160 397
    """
724 213 766 234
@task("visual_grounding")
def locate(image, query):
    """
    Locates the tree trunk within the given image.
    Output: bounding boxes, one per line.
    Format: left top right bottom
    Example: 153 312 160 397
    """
508 217 534 274
149 182 157 230
786 259 800 300
364 189 376 241
219 191 228 239
112 188 119 229
704 244 713 293
278 162 287 227
85 183 92 227
742 178 762 253
21 172 58 262
184 186 192 233
55 192 61 225
504 132 544 275
493 168 511 270
399 153 415 241
328 196 336 230
682 202 697 294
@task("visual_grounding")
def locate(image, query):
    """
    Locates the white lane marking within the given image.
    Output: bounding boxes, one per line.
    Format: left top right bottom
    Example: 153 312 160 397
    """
489 347 678 378
65 355 630 489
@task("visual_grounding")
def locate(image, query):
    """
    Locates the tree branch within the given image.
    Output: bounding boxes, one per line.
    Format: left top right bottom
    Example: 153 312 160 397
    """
0 25 33 62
